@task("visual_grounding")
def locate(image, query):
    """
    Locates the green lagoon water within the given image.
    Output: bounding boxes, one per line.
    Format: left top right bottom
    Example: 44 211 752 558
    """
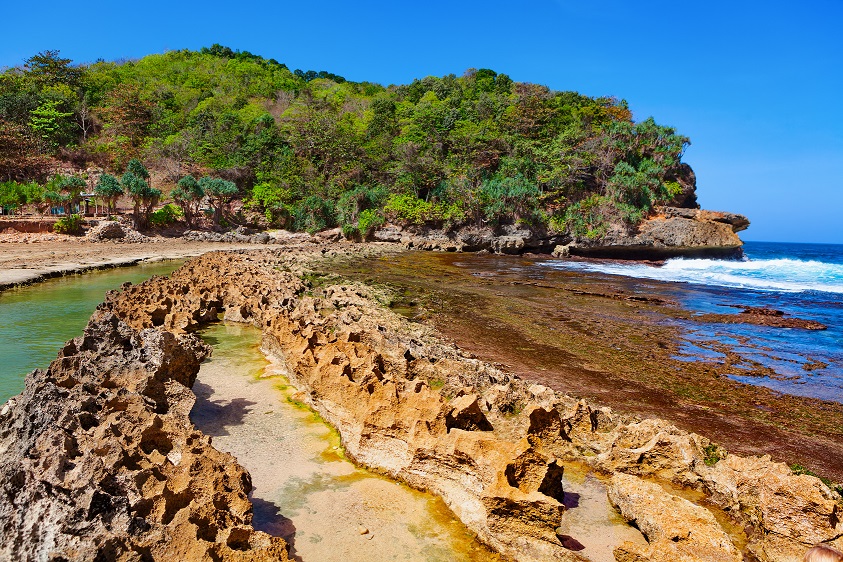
0 261 183 403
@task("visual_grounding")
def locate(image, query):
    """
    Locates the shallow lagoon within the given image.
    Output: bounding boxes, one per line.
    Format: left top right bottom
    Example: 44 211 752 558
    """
0 260 183 402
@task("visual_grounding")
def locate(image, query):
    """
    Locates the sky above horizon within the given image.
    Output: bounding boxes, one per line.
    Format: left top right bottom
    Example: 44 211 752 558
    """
2 0 841 244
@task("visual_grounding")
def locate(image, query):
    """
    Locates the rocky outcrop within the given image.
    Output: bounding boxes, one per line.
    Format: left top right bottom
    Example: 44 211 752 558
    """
373 205 749 259
608 473 742 562
96 249 839 561
3 247 837 562
86 220 126 241
0 310 288 561
374 223 566 254
567 207 749 259
182 228 294 245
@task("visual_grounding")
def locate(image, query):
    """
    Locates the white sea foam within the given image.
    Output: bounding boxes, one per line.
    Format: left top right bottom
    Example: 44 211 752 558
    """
543 257 843 294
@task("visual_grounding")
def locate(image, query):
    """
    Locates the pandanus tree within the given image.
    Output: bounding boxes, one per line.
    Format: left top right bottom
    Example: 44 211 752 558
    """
198 176 238 226
94 173 123 215
122 171 161 229
58 175 86 214
171 175 205 227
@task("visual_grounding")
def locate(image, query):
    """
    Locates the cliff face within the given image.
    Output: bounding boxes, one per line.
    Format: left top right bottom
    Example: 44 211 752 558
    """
1 247 837 562
567 207 750 259
373 207 750 260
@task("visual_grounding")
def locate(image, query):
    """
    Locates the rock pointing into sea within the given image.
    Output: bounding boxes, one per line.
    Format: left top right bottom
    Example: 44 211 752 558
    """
568 207 750 259
373 206 750 259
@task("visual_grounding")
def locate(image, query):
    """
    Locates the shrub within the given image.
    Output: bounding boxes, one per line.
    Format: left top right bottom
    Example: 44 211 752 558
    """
477 174 542 225
562 194 613 240
357 208 384 238
149 203 184 226
383 194 438 225
53 214 83 235
292 195 335 233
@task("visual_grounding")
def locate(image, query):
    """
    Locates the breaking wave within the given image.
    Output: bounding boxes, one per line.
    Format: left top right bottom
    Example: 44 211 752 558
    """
543 257 843 294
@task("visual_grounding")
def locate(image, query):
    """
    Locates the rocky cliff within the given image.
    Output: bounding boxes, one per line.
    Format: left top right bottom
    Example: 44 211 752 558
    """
372 206 750 260
1 246 837 562
566 207 750 259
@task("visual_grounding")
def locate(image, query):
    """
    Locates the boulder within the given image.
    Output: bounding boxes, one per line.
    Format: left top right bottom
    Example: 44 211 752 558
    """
702 455 843 560
608 473 741 562
86 220 125 241
569 207 749 259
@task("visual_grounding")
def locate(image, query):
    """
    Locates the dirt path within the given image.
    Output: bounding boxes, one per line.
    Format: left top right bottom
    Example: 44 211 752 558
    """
0 236 285 290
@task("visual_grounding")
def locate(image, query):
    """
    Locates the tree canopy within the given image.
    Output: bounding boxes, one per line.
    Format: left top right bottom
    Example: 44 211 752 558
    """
0 46 694 237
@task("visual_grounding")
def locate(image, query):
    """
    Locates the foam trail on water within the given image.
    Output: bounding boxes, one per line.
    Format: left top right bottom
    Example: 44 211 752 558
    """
543 258 843 294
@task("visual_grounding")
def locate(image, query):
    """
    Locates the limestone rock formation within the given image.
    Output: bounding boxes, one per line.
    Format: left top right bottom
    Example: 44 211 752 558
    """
0 311 288 561
568 207 750 259
2 246 837 562
373 205 749 259
86 220 125 241
608 473 742 562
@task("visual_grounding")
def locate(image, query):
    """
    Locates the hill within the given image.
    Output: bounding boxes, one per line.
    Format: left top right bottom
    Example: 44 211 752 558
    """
1 45 700 240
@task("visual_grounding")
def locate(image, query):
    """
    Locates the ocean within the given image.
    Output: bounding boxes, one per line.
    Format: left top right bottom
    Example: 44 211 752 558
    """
541 241 843 403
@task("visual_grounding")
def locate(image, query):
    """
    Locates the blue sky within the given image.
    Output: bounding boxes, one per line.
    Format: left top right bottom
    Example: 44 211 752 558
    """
2 0 841 243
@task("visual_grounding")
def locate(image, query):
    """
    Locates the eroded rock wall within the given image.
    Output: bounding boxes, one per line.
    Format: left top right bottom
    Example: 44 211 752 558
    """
0 310 289 561
4 246 838 561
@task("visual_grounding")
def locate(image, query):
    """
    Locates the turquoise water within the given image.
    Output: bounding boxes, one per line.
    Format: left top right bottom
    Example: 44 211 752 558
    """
0 261 183 403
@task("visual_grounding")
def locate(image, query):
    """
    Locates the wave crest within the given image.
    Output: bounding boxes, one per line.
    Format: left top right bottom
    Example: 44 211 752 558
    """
544 257 843 294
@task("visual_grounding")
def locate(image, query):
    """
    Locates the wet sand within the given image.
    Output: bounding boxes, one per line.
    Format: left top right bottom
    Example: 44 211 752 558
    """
190 322 506 562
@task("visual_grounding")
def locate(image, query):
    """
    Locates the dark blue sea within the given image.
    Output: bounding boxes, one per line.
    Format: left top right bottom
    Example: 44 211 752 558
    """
542 241 843 403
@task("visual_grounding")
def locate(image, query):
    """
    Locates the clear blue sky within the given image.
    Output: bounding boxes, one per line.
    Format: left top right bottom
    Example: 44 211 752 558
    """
2 0 841 243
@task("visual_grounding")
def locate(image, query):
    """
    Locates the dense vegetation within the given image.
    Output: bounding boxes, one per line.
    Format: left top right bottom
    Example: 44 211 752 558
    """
0 47 692 237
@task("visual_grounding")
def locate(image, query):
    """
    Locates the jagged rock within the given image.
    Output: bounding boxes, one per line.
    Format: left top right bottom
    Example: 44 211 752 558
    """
701 455 843 561
0 311 288 561
551 244 571 257
608 473 741 562
527 405 566 441
569 207 749 259
316 227 343 242
446 394 494 432
9 247 835 562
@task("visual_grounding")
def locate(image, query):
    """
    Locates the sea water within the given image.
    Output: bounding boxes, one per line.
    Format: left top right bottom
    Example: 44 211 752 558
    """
542 242 843 402
0 261 183 403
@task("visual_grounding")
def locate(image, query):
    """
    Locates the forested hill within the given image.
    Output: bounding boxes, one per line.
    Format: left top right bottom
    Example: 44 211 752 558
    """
0 46 698 238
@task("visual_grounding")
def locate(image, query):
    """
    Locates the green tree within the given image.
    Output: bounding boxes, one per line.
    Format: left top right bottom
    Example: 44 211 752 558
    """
94 173 123 215
29 100 74 151
126 158 150 184
0 181 28 214
122 171 161 229
24 50 82 88
43 190 70 214
171 175 204 227
58 175 87 214
198 177 238 226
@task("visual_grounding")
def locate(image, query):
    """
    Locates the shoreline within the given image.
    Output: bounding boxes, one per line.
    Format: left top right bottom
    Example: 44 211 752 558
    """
1 246 840 561
4 239 841 477
0 236 318 292
326 250 843 483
